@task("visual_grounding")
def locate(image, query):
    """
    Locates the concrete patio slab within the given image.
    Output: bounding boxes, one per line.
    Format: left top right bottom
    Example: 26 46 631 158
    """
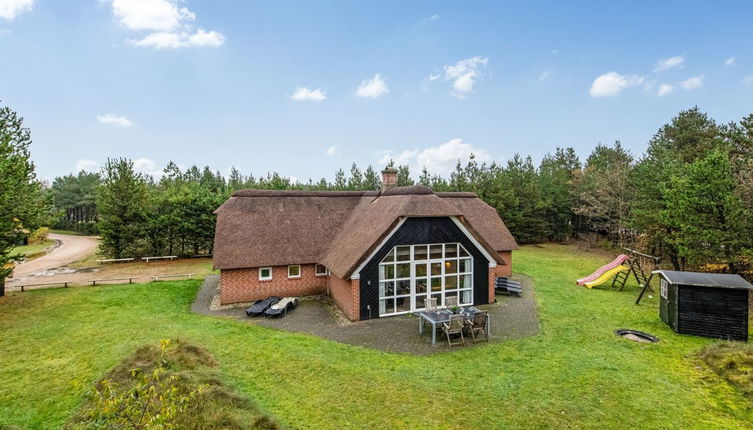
192 274 539 355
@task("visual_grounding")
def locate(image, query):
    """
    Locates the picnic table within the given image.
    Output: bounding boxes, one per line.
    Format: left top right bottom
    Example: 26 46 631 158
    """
418 306 490 345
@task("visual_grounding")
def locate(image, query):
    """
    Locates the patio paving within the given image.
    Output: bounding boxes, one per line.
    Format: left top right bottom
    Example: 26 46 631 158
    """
192 274 540 355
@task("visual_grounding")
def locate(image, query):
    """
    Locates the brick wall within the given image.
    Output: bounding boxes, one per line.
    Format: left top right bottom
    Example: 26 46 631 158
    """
488 251 513 302
220 264 328 304
328 275 360 321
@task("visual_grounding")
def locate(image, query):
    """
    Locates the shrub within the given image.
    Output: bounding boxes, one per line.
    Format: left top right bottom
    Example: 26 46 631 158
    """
698 342 753 400
67 339 278 430
27 227 49 244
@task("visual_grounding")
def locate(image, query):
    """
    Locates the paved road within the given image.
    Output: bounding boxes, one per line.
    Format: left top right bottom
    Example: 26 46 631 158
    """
9 233 99 280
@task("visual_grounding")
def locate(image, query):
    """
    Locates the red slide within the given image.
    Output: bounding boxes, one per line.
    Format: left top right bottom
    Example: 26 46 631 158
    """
576 254 630 286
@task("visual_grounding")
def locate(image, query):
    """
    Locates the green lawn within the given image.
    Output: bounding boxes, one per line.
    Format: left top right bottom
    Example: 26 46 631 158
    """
10 239 56 259
0 244 751 429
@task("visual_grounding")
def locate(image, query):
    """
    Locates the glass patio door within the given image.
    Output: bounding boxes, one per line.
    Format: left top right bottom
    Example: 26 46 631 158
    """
379 243 474 317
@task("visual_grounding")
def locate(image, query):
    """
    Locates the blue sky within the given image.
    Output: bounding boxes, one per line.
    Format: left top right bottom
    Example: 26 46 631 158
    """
1 0 751 183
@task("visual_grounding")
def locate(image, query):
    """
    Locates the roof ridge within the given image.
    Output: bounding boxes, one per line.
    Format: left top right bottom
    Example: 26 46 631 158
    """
231 189 379 198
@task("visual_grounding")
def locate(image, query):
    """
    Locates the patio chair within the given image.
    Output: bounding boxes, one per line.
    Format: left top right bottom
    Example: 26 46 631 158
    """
465 311 489 343
424 297 438 312
445 296 458 308
442 314 466 347
422 297 438 330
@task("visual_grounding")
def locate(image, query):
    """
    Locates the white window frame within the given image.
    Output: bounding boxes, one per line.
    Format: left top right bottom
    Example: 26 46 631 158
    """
288 265 301 279
378 242 473 317
660 279 668 299
315 264 328 276
259 267 272 281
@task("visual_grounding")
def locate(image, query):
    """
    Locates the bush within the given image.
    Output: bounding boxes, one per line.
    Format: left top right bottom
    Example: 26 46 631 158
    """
698 342 753 400
67 339 278 430
27 227 49 244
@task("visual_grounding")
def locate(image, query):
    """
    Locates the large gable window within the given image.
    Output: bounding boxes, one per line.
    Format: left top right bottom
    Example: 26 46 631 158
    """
378 243 473 316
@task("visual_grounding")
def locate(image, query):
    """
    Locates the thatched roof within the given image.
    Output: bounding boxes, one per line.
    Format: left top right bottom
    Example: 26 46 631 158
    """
213 186 518 278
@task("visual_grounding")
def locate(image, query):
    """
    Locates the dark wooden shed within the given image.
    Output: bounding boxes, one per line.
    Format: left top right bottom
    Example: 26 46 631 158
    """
654 270 752 342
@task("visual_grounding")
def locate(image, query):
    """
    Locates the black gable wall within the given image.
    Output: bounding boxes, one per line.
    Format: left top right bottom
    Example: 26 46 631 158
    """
357 217 491 320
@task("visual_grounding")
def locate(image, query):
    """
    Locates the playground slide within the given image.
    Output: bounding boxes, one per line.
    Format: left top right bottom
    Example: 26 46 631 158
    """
576 254 629 286
584 265 629 289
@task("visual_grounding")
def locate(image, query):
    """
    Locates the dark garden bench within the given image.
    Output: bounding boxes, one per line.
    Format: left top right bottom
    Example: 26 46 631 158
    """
495 277 522 296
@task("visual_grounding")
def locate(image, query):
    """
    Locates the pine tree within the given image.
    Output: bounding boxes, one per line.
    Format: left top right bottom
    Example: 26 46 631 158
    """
97 158 149 258
0 103 49 295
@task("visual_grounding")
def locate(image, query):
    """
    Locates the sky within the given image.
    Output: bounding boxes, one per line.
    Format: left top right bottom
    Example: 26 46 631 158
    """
1 0 752 183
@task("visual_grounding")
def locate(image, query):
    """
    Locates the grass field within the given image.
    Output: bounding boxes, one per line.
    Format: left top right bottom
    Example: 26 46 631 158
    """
10 239 56 259
0 244 751 429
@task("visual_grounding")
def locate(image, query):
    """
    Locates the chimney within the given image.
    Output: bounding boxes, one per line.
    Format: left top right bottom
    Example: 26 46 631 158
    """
381 164 398 189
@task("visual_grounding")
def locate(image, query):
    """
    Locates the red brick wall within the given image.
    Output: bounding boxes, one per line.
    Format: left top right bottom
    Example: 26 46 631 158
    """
220 264 327 304
498 251 512 277
488 251 513 302
328 275 360 321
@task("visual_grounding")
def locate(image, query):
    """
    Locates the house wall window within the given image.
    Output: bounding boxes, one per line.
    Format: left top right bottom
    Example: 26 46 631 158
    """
378 243 473 316
660 279 668 299
288 265 301 279
315 264 328 276
259 267 272 281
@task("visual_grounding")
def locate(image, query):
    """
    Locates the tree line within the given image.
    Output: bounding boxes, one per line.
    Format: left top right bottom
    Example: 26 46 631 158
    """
38 107 753 278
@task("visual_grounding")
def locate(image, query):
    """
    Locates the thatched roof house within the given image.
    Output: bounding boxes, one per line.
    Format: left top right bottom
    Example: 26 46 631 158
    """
213 168 517 321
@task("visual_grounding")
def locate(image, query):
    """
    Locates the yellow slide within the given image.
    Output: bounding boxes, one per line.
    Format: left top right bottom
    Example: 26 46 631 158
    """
584 265 628 289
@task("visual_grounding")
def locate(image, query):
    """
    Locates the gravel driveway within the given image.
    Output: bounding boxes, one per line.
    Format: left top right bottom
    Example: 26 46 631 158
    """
7 233 99 281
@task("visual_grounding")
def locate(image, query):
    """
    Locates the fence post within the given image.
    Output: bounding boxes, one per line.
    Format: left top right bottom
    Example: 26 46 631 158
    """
64 282 68 288
21 285 25 292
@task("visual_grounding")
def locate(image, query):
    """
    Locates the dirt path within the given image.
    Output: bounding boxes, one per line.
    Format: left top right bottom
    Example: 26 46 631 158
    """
9 233 99 280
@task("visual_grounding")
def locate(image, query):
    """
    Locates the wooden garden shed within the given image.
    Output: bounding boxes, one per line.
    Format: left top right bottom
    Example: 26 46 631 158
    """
654 270 752 342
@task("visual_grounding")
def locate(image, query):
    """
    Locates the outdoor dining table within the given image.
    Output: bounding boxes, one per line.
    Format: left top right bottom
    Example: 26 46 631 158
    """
418 306 490 345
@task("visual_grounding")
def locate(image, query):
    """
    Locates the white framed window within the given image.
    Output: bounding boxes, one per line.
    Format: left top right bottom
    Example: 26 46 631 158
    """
660 279 668 299
288 265 301 279
259 267 272 281
315 264 328 276
378 242 473 316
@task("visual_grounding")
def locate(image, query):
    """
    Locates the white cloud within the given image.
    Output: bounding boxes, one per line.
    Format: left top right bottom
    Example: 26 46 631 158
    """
428 14 440 21
679 75 703 90
657 83 673 96
355 74 389 99
97 114 133 127
75 159 98 172
378 138 491 176
428 57 488 98
0 0 33 20
653 55 685 72
443 56 488 98
110 0 192 31
724 57 736 66
107 0 224 49
290 86 326 102
129 28 224 49
132 157 162 177
742 76 753 87
589 72 645 97
325 145 339 156
539 69 552 81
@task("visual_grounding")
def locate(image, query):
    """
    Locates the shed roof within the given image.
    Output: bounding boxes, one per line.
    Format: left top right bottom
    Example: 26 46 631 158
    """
653 270 753 290
213 186 518 277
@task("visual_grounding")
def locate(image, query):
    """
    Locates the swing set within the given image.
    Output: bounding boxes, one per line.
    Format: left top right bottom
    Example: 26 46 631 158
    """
574 246 661 303
620 247 661 304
